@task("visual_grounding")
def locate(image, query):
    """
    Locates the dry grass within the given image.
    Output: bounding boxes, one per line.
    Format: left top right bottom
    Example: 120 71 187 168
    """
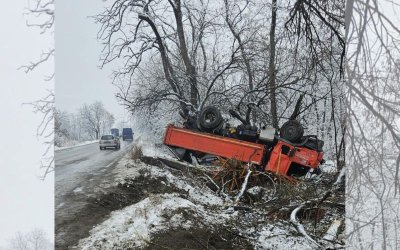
131 144 144 160
211 158 273 193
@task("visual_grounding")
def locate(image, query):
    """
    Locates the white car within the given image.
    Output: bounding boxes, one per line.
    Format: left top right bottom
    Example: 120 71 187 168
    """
99 135 120 150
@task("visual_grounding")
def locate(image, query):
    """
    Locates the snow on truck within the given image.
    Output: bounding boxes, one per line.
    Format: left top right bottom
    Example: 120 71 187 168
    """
163 106 324 180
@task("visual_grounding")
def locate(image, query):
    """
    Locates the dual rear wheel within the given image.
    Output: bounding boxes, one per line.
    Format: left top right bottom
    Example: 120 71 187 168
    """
197 106 305 143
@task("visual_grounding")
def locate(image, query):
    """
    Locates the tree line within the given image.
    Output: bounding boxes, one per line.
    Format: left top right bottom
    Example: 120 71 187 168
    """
0 228 52 250
55 101 115 146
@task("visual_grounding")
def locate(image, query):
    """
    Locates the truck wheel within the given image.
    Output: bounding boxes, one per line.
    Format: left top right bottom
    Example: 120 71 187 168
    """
280 120 304 142
198 106 223 131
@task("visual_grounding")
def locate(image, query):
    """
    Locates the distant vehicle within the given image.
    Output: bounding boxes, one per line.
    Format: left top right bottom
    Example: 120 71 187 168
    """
99 134 120 150
122 128 134 141
110 128 119 137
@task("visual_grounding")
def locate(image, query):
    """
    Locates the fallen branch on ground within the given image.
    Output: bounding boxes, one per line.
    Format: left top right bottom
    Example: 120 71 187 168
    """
290 205 321 247
235 164 252 203
289 167 346 246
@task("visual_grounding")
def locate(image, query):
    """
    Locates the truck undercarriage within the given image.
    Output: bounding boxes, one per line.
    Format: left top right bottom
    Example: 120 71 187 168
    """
163 106 324 180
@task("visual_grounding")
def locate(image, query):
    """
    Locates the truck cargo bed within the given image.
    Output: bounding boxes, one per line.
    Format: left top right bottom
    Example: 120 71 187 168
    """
163 124 266 165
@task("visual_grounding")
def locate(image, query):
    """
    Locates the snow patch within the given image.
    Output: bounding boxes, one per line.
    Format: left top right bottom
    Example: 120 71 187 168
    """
323 219 341 241
255 224 315 250
247 186 263 196
55 139 98 151
56 202 65 209
134 135 172 158
73 187 84 194
319 160 336 173
77 193 220 249
113 156 224 207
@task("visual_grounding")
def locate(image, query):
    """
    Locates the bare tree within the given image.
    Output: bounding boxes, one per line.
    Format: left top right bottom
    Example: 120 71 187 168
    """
20 0 55 179
8 232 28 250
94 1 346 165
79 102 115 139
5 229 52 250
346 0 400 248
54 108 70 147
285 0 345 74
55 108 104 146
268 0 278 128
102 112 116 136
95 0 249 115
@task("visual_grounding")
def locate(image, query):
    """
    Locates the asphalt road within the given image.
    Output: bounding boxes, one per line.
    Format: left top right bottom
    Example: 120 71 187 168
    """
55 140 133 209
55 139 134 248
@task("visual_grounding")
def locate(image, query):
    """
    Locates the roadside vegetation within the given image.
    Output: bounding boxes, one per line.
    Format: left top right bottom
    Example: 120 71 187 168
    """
72 146 345 249
55 101 115 147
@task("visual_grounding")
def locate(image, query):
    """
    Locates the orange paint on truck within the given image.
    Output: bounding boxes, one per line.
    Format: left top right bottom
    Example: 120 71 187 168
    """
164 124 265 165
164 124 324 178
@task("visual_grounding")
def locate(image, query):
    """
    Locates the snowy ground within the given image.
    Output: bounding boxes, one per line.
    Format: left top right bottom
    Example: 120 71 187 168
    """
55 139 99 151
69 138 345 249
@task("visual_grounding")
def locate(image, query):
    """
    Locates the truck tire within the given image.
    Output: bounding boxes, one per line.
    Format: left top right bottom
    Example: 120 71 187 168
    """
198 106 223 131
280 120 304 142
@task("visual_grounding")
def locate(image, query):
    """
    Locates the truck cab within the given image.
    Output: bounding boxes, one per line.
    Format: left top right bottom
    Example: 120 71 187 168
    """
110 128 119 137
122 128 134 141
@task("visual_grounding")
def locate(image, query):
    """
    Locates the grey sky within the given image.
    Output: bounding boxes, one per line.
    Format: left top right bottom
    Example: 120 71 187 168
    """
0 1 54 246
56 0 128 124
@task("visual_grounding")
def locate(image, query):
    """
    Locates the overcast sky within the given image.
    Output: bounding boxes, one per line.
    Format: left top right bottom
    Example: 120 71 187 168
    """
0 1 54 246
56 0 128 124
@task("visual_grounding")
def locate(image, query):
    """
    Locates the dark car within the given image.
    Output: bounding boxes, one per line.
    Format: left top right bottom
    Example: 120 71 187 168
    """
122 128 134 141
111 128 119 137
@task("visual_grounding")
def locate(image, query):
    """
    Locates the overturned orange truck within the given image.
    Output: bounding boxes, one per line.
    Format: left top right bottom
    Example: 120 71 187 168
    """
163 107 324 179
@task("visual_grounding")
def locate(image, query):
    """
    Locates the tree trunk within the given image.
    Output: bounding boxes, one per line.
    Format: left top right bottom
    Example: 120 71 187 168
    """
138 14 180 96
224 0 253 91
268 0 278 128
172 0 198 107
138 13 188 114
